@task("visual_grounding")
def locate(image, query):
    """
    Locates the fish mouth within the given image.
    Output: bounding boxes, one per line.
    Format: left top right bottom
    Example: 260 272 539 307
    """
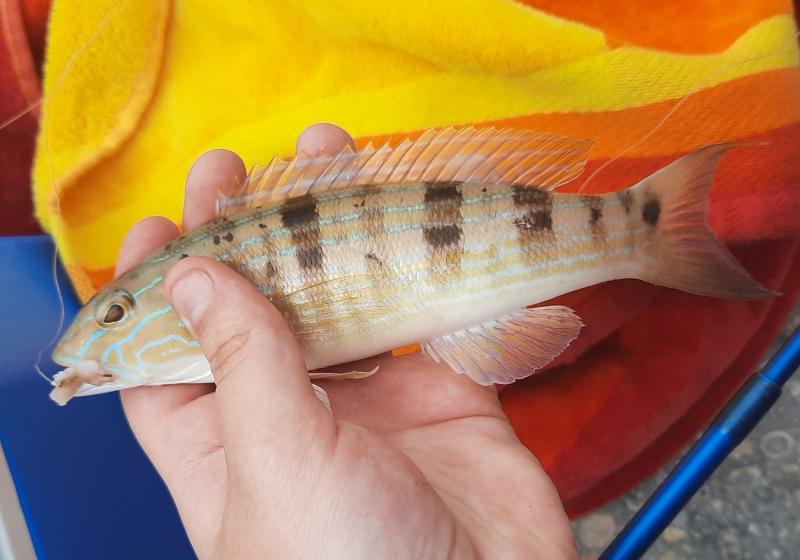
49 360 121 406
48 357 214 406
51 353 76 368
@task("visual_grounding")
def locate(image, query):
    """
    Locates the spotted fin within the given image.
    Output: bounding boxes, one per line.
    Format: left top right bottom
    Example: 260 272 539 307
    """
631 143 778 300
217 127 591 214
421 306 583 385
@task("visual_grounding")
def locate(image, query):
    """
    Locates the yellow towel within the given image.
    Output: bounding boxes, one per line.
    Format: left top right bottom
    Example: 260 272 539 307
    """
33 0 799 301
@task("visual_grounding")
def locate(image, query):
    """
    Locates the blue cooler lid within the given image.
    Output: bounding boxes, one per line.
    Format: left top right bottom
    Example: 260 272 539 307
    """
0 235 194 559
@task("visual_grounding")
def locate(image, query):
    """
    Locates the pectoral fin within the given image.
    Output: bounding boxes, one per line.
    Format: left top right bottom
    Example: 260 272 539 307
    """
421 306 583 385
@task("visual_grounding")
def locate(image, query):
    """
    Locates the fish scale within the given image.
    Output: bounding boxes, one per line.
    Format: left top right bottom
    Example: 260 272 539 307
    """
144 182 646 353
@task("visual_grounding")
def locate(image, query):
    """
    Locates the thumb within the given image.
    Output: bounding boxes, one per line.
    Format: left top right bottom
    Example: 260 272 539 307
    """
165 256 331 455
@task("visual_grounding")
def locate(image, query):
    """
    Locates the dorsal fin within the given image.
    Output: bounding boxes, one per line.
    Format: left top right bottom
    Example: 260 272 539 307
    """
216 126 592 215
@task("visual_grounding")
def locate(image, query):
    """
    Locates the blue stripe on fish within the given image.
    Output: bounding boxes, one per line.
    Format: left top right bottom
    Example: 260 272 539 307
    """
101 306 172 363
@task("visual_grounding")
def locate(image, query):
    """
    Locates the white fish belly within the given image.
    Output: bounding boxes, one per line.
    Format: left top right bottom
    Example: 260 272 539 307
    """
304 260 639 370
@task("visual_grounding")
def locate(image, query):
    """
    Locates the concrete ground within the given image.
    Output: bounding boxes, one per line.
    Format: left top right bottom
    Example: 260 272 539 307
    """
573 307 800 559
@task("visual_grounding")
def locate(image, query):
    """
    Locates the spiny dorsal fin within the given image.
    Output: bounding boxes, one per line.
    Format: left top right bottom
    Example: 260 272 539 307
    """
216 127 592 214
421 305 583 385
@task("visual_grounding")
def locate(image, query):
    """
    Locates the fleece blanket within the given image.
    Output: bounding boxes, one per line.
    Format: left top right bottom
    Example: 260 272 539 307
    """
18 0 800 514
0 0 46 234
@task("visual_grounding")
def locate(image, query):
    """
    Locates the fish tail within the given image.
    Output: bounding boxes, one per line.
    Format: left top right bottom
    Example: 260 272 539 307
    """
633 143 778 300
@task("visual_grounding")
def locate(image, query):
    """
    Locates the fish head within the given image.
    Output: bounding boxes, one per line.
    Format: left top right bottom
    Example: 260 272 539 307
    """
51 265 209 403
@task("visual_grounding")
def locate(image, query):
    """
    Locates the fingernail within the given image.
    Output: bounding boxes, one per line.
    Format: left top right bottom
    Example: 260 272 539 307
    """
170 270 214 325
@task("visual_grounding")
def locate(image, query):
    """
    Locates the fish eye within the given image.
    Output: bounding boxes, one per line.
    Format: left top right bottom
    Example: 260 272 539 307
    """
104 304 125 324
94 290 135 328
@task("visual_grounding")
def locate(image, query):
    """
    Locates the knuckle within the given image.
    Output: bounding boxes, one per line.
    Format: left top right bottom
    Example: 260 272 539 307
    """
205 322 252 382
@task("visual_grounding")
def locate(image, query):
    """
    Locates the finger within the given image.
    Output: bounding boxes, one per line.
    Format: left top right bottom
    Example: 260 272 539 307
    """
181 127 350 232
183 149 246 231
296 122 355 156
165 256 333 456
121 387 220 480
116 216 179 276
121 384 214 435
121 388 225 560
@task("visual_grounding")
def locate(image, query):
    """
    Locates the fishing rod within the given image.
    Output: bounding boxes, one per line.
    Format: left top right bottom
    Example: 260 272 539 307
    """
600 323 800 559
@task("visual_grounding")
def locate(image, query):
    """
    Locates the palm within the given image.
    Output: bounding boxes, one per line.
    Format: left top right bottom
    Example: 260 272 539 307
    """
322 352 502 430
126 354 573 557
117 125 576 558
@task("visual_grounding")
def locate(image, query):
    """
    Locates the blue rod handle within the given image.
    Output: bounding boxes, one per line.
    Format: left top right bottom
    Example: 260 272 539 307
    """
600 326 800 560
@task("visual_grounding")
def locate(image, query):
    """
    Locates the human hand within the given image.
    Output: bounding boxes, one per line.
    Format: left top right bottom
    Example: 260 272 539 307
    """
118 124 578 559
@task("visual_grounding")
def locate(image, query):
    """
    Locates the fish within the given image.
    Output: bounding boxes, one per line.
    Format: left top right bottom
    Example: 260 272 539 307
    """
48 127 775 405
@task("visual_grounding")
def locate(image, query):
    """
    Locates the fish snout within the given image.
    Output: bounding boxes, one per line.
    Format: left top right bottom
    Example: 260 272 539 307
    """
49 360 120 405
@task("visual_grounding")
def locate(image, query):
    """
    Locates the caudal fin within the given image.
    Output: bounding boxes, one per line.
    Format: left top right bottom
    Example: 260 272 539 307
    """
633 144 777 300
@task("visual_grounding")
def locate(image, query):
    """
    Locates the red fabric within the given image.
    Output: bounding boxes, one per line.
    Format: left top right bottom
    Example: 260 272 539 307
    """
495 113 800 514
19 0 49 70
502 237 799 515
563 240 800 513
0 0 47 235
499 138 800 512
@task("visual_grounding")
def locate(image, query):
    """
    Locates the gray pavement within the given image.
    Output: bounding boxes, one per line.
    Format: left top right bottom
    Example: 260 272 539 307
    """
573 307 800 559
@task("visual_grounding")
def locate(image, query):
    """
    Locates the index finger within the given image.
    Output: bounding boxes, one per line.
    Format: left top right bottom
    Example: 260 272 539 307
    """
182 124 355 231
183 149 246 231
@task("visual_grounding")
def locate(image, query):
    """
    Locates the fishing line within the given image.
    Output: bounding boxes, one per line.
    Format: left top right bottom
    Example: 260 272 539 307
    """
0 1 124 134
32 124 65 386
21 1 124 384
0 99 42 132
571 33 800 194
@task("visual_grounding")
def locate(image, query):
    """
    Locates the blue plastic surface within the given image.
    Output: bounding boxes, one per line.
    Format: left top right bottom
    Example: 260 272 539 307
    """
0 236 194 559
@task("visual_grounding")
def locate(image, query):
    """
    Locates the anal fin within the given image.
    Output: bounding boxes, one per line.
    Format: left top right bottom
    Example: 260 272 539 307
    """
421 306 583 385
